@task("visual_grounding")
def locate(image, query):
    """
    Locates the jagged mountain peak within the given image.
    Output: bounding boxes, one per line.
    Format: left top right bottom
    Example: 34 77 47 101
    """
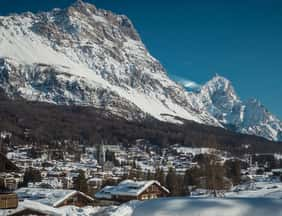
0 1 281 141
197 74 282 141
67 0 97 14
203 74 237 99
210 73 230 83
63 1 140 41
200 75 239 115
72 0 87 7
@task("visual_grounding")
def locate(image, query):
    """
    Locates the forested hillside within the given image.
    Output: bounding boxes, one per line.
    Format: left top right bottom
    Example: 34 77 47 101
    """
0 89 281 155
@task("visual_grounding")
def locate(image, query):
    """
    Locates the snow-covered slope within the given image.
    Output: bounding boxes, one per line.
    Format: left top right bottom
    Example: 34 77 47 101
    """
101 197 282 216
226 181 282 198
0 0 281 141
0 0 218 124
198 75 282 141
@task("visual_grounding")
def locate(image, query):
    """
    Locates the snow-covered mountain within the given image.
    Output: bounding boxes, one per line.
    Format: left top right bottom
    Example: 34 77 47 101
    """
0 0 219 125
198 75 282 141
0 0 281 141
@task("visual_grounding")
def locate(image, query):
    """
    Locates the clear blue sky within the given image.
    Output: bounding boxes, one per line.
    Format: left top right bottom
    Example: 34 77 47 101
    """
0 0 281 118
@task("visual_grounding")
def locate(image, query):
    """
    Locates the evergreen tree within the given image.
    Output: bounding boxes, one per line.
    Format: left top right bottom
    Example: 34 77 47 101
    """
204 154 226 195
22 167 42 187
73 170 88 194
105 149 114 162
166 167 177 196
225 160 241 185
183 169 193 195
154 167 165 186
0 178 5 191
146 170 153 180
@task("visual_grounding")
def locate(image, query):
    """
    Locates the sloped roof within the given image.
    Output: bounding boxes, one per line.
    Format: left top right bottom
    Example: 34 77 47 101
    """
54 190 94 207
95 179 169 199
0 152 19 172
4 200 61 216
15 187 94 207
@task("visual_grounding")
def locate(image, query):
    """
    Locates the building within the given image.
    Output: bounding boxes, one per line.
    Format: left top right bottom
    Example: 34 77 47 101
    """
0 153 19 173
15 188 94 208
3 200 61 216
0 193 18 209
95 179 169 202
0 172 23 192
3 177 18 191
272 168 282 176
103 161 115 172
88 177 103 190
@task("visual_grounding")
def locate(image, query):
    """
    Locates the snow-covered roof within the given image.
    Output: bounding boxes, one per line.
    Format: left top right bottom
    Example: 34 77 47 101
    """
3 200 61 216
95 179 169 199
15 187 94 207
2 199 103 216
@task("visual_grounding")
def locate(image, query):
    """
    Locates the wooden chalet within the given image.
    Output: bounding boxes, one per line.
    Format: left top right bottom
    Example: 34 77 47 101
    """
5 200 61 216
55 190 94 208
15 188 94 208
95 179 169 202
0 193 18 209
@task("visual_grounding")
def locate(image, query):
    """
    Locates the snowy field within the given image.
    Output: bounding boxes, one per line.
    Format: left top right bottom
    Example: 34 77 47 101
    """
226 181 282 198
106 197 282 216
2 196 282 216
3 181 282 215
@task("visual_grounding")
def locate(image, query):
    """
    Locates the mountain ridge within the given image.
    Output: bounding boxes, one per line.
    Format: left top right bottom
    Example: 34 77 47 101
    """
0 1 281 141
197 75 282 141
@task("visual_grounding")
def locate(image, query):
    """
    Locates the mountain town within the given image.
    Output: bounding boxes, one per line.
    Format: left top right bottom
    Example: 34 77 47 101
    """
0 0 282 215
1 127 282 215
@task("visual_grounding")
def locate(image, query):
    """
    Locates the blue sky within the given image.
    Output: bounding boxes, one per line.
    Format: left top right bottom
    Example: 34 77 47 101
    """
0 0 281 118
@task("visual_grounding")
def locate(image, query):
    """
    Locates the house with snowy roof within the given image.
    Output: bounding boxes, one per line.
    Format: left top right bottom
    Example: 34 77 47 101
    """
4 200 61 216
15 188 94 208
95 179 169 202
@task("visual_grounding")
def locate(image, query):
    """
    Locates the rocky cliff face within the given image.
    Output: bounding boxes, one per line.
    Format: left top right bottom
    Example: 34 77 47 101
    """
0 1 281 141
0 1 219 125
198 75 282 141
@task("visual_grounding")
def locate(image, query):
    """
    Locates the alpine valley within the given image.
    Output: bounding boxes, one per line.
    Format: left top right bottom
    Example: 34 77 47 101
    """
0 0 281 142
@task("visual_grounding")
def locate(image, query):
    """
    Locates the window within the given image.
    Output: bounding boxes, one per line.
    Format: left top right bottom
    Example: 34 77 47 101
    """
141 194 149 200
150 194 157 199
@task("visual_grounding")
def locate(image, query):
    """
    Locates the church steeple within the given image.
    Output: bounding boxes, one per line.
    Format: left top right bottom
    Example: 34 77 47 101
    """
97 141 106 166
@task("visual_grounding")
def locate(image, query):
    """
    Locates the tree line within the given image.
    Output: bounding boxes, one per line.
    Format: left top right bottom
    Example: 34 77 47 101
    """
0 90 281 156
123 156 242 197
